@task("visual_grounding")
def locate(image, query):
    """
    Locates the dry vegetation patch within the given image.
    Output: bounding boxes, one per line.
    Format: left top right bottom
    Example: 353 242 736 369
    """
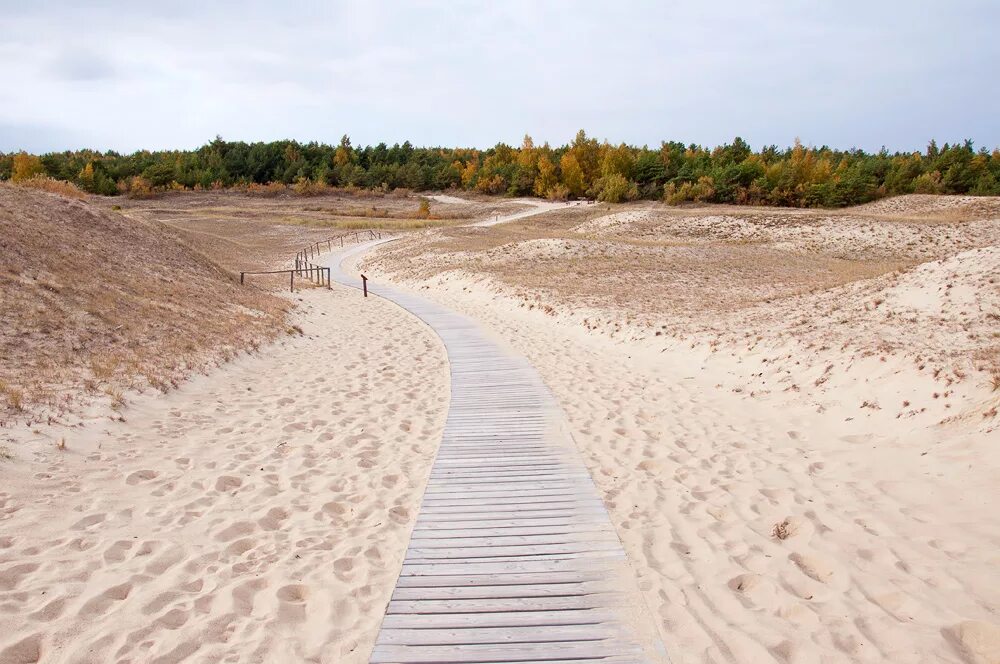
367 195 1000 407
0 186 289 422
367 202 915 318
120 190 517 238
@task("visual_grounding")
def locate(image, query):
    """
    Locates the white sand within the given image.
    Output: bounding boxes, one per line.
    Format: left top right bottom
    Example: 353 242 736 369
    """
0 282 449 663
362 258 1000 663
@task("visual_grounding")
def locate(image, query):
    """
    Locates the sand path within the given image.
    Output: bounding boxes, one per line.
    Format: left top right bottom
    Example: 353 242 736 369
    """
0 281 450 663
323 243 667 663
425 194 587 227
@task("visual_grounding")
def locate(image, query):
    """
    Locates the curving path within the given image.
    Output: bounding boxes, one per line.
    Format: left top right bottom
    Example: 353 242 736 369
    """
323 242 664 664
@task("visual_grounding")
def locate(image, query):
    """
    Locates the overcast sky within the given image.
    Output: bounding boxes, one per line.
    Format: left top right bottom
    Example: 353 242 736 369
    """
1 0 997 154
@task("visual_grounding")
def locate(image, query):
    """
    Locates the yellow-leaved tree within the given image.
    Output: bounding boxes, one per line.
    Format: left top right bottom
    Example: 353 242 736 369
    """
78 162 96 191
559 153 585 198
534 154 558 197
11 152 44 182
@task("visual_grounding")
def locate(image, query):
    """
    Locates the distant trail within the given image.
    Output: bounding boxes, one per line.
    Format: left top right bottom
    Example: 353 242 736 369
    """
424 194 590 227
322 241 665 663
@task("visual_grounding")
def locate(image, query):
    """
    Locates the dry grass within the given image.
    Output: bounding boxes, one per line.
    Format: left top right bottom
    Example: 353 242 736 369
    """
115 190 510 275
0 380 25 412
772 520 791 540
0 185 290 422
291 217 458 231
367 204 914 320
14 176 88 200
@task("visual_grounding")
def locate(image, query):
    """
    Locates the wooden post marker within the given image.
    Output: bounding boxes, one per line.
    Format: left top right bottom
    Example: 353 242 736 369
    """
361 274 368 297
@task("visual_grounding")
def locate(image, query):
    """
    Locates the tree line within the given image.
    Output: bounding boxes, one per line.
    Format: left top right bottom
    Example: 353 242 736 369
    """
3 131 998 207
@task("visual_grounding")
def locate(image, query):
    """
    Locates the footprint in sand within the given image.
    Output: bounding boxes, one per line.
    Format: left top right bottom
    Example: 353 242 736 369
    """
214 521 255 542
225 538 255 556
103 540 133 563
155 607 190 630
944 621 1000 664
0 563 40 591
258 507 289 531
214 476 242 492
70 513 106 530
78 582 132 617
789 552 837 584
728 573 778 607
0 633 42 664
27 596 67 622
126 469 158 485
232 578 268 616
277 584 309 603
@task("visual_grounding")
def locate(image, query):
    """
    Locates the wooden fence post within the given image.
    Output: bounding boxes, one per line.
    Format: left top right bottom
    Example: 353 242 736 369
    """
361 274 368 298
240 272 245 284
326 268 331 289
290 271 294 292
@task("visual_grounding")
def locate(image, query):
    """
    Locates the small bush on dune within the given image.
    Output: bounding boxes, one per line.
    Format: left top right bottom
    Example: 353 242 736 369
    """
417 198 431 219
247 181 288 197
913 171 944 194
546 184 570 201
664 176 716 205
118 175 155 199
293 177 330 196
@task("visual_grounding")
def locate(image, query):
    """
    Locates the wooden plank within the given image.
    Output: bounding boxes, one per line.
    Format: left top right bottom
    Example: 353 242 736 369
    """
376 623 624 644
370 642 640 663
405 541 623 559
398 560 611 576
413 518 609 532
385 594 626 614
378 608 622 629
394 571 607 588
419 498 599 509
403 551 624 565
416 506 608 519
403 525 615 540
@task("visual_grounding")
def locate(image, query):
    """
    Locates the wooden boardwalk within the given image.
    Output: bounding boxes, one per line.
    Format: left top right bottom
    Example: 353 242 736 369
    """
327 243 659 664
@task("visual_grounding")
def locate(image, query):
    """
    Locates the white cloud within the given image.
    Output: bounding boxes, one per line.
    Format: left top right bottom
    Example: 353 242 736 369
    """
0 0 997 153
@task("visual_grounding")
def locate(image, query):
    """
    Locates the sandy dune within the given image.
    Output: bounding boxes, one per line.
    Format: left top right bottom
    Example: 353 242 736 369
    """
0 282 449 663
361 203 1000 663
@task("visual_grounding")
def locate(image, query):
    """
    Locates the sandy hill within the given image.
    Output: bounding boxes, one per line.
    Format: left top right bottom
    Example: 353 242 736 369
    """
0 185 288 425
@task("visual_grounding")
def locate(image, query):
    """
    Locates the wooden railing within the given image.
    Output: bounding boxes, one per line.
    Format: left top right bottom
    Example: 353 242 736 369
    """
240 267 330 292
239 229 382 292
